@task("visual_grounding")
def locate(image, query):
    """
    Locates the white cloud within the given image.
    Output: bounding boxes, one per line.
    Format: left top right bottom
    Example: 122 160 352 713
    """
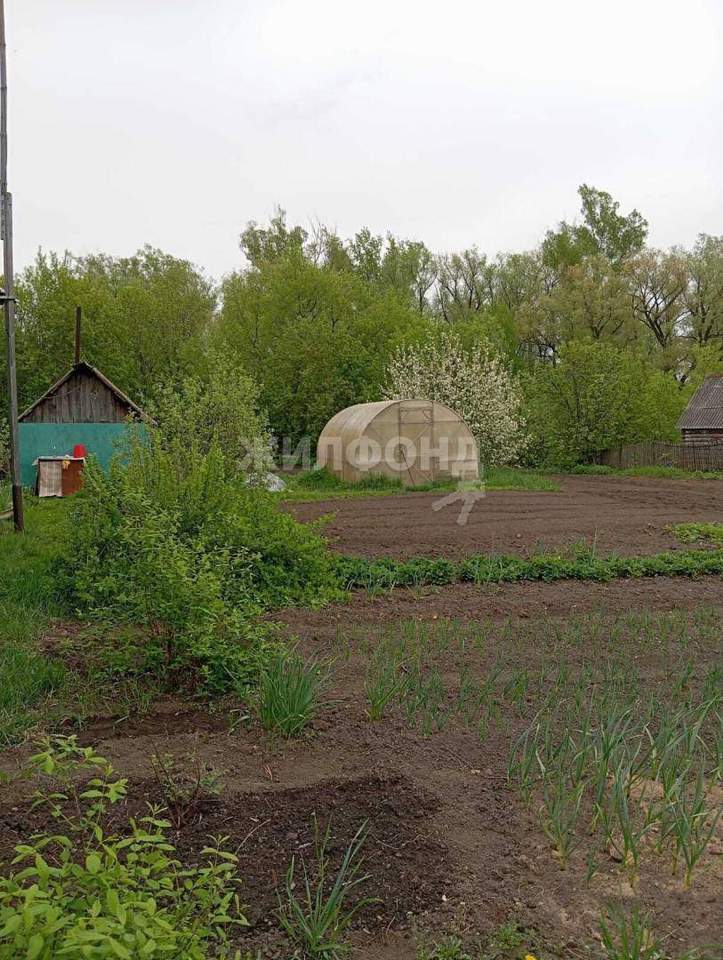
8 0 723 280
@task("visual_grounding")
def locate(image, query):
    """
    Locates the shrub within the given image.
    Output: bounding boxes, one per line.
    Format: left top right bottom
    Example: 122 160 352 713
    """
150 349 273 476
0 736 247 958
149 750 223 829
61 431 339 694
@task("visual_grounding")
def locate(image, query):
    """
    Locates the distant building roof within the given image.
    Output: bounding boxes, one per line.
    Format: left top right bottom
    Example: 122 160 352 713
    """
19 361 152 424
678 375 723 431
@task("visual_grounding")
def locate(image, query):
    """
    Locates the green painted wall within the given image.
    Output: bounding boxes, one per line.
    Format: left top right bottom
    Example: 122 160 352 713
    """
18 422 138 486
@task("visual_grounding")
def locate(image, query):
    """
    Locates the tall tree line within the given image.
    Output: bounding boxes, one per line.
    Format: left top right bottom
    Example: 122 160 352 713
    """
3 186 723 465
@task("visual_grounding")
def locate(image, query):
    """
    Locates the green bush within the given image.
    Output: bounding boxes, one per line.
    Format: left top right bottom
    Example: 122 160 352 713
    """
0 736 247 958
150 351 272 476
61 432 339 694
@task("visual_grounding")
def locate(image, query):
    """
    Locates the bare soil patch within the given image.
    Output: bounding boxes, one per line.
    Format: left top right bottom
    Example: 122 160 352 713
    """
273 575 723 641
288 475 723 559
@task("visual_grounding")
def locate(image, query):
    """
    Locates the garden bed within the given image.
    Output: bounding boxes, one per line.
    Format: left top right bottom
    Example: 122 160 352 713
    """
289 474 723 560
2 602 721 958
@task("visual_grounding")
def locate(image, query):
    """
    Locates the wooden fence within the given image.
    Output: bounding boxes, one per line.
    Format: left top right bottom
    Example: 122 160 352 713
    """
598 441 723 472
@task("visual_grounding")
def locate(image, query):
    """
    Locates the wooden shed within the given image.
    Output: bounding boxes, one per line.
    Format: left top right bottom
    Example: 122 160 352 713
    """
18 361 150 487
316 399 479 486
678 375 723 442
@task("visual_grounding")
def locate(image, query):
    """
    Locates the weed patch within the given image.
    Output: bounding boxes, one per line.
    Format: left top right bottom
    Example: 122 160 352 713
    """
335 547 723 592
668 522 723 545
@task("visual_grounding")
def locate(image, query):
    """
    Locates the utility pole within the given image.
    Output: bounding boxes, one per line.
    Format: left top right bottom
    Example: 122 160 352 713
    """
0 0 23 531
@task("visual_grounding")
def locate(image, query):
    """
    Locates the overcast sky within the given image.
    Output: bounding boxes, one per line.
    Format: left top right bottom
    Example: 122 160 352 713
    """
8 0 723 281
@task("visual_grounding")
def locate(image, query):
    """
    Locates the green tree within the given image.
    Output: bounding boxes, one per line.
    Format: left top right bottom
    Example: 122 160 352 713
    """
9 247 215 410
240 206 309 267
219 220 430 444
525 340 684 467
626 248 689 366
683 234 723 347
518 256 635 358
542 185 648 269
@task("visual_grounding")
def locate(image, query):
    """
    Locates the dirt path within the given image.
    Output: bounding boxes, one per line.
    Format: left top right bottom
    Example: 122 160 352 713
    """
288 475 723 559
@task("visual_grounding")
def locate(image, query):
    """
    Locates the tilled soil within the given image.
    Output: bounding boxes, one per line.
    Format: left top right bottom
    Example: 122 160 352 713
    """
3 479 723 956
273 575 723 640
3 586 722 958
288 475 723 559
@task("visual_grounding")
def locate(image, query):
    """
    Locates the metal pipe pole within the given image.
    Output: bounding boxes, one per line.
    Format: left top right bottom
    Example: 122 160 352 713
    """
0 0 24 531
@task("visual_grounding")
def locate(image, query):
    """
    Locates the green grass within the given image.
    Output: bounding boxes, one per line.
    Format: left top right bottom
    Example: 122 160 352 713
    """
0 645 66 743
415 920 541 960
483 466 561 491
619 466 723 480
282 466 560 501
0 498 65 615
567 465 723 480
570 463 614 475
0 498 69 742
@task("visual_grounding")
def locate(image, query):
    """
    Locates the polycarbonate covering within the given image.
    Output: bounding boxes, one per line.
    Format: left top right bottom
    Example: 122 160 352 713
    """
316 399 479 486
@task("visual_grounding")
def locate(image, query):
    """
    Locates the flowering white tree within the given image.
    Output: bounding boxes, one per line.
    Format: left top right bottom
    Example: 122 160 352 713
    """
384 331 527 465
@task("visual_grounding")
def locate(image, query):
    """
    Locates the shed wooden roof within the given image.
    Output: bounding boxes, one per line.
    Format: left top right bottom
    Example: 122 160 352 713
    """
678 375 723 431
19 361 152 424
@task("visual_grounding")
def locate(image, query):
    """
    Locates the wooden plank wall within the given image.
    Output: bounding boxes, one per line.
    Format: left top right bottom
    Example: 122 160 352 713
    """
598 441 723 472
23 369 129 423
